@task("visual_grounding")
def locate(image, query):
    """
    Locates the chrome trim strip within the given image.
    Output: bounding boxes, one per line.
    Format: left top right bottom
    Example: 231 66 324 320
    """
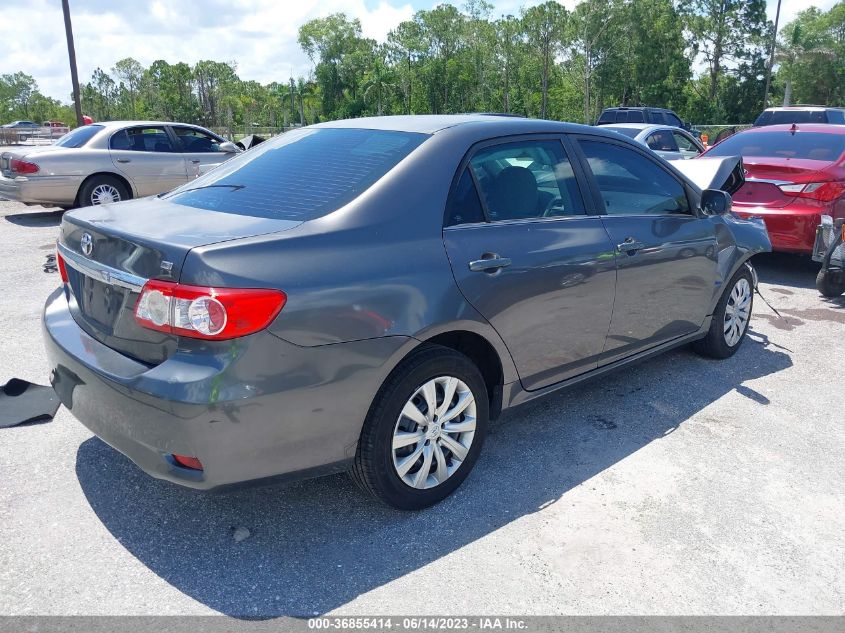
57 241 147 293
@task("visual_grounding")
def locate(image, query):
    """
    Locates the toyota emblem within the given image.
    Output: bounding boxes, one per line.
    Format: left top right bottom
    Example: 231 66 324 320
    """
80 233 93 257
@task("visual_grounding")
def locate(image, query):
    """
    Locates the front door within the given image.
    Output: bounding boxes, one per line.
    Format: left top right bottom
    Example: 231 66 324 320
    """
443 137 617 391
575 137 717 363
172 126 235 179
109 126 188 197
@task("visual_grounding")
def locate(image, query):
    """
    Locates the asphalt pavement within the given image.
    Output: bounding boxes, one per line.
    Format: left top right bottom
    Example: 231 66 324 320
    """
0 199 842 617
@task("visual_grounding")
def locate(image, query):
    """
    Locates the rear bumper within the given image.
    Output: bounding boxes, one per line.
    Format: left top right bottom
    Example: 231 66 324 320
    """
0 173 81 206
732 206 821 254
43 287 412 490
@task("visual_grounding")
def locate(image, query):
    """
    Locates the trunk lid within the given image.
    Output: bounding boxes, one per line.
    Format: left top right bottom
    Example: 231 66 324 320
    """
59 196 302 364
735 158 835 208
0 146 69 177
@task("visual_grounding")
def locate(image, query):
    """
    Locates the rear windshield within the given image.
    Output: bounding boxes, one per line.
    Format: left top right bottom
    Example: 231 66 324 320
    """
754 110 828 126
707 131 845 162
165 128 427 220
54 125 103 148
602 126 640 139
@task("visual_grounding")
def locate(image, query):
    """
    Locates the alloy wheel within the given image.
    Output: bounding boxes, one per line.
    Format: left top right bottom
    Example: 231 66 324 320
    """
91 184 121 205
392 376 477 490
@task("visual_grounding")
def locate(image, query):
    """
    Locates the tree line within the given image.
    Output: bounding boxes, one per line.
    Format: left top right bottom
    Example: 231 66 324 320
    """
1 1 843 130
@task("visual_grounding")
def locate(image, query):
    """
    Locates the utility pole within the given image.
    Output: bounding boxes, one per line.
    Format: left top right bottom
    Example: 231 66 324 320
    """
62 0 84 127
763 0 782 110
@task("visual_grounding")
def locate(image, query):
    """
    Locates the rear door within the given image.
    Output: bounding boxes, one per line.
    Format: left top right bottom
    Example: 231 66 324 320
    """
443 136 617 390
172 126 234 179
574 136 717 362
109 126 188 197
672 130 703 159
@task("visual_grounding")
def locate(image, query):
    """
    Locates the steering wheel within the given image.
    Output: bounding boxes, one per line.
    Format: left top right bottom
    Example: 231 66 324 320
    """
542 197 564 217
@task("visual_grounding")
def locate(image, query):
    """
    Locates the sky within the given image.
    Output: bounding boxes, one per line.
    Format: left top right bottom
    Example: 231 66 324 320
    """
0 0 838 102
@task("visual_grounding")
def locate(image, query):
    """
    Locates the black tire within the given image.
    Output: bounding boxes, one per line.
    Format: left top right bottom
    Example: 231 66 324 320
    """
693 266 754 359
78 175 130 207
351 344 489 510
816 269 845 298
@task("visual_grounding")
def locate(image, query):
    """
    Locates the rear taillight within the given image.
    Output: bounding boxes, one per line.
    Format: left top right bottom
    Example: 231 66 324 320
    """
778 181 845 202
10 158 39 174
134 279 286 340
56 249 68 284
172 454 203 470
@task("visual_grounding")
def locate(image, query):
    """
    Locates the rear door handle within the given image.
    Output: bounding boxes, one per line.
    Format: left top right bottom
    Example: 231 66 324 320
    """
190 159 201 164
469 256 512 272
617 238 646 254
116 158 131 164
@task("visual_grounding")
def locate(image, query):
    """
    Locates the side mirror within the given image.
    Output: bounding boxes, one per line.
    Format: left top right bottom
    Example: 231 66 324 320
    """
218 141 240 153
701 189 732 215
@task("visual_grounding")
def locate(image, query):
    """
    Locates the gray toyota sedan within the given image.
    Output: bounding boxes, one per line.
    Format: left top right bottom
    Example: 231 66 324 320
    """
44 115 770 510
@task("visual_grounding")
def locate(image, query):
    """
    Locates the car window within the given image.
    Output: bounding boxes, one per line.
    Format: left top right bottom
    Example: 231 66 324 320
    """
828 110 845 124
445 168 485 226
110 127 174 152
665 113 683 127
597 110 616 125
646 130 679 152
706 131 845 162
648 111 665 125
673 131 700 154
602 127 640 139
468 140 585 221
54 124 103 148
579 139 690 216
174 127 221 153
164 128 426 220
626 110 645 123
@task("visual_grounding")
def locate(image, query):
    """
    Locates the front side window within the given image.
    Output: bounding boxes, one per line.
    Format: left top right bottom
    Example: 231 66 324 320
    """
110 127 174 152
579 139 690 216
665 113 684 127
468 140 585 221
164 128 426 220
646 130 679 152
673 132 701 154
174 127 221 153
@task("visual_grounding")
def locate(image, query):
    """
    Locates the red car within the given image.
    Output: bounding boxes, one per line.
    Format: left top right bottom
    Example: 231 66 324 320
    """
703 124 845 254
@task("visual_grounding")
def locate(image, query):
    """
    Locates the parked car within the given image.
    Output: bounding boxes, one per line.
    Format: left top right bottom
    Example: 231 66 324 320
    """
2 120 41 141
596 106 692 130
45 115 770 510
0 121 241 209
704 123 845 254
812 216 845 296
753 106 845 127
597 123 704 160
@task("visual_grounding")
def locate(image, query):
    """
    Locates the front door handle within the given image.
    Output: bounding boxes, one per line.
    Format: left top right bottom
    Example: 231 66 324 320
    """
469 255 512 272
190 159 201 164
617 237 646 254
115 158 131 163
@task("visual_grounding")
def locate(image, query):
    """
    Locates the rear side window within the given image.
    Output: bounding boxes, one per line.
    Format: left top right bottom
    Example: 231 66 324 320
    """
165 128 426 220
111 127 174 152
646 130 679 152
579 140 690 215
468 140 585 221
706 131 845 162
665 113 683 127
828 110 845 124
54 125 103 148
445 168 485 226
626 110 645 123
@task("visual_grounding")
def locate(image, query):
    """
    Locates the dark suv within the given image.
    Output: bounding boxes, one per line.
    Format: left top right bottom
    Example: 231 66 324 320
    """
596 107 689 129
753 106 845 126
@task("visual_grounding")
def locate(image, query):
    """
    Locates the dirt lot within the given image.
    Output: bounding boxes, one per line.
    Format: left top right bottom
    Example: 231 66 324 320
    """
0 199 843 617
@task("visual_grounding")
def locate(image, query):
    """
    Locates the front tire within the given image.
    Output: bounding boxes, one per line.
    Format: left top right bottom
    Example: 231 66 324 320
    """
693 266 754 359
351 345 489 510
816 269 845 297
78 175 130 207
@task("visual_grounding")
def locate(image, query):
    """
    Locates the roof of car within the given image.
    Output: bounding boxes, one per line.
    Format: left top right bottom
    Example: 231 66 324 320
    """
311 114 598 135
762 106 845 111
597 123 658 131
739 123 845 135
87 120 212 129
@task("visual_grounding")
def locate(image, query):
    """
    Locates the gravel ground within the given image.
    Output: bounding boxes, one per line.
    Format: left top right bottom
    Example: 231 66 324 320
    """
0 199 843 617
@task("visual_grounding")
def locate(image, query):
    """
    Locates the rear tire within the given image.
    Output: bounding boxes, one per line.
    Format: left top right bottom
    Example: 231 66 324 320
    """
351 344 489 510
78 175 130 207
693 266 754 359
816 269 845 297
